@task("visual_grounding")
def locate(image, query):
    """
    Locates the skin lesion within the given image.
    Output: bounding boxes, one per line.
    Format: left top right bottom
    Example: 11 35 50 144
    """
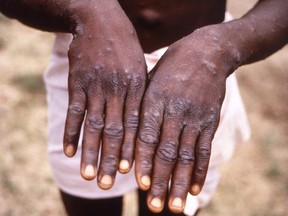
85 116 105 132
178 149 195 164
157 142 178 163
103 123 124 140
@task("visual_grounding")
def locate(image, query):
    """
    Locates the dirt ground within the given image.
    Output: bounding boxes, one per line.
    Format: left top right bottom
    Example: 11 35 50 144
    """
0 1 287 216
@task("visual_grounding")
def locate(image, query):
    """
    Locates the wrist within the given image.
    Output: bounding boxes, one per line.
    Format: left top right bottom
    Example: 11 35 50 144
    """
186 24 243 78
67 0 124 34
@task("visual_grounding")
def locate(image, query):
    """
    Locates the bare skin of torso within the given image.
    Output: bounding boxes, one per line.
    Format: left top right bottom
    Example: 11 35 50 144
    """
118 0 226 52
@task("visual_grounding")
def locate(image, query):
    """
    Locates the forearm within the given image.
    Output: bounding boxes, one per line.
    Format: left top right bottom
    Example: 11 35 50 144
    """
0 0 122 33
177 0 287 79
231 0 288 65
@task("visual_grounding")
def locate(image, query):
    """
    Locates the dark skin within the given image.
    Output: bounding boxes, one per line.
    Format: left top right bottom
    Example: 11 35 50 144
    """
1 0 288 214
118 0 226 52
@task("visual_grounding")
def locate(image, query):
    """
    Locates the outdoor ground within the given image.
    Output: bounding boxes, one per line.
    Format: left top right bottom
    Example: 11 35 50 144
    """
0 1 287 215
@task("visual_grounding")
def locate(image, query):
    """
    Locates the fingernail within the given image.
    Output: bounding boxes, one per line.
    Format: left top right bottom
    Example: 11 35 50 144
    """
191 184 201 195
171 197 183 208
83 164 96 179
151 197 162 209
119 160 130 171
101 175 112 186
65 144 75 157
140 175 151 188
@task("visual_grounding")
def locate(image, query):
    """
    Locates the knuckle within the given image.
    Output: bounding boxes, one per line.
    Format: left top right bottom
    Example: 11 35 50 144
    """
148 90 164 102
196 146 211 160
130 74 144 90
111 70 121 87
64 128 79 142
195 162 209 175
139 158 153 170
69 70 101 95
157 142 178 163
67 102 86 117
69 67 87 82
104 124 124 140
124 112 139 131
204 111 219 126
178 149 195 164
85 115 104 132
106 70 126 95
138 128 159 146
197 108 220 131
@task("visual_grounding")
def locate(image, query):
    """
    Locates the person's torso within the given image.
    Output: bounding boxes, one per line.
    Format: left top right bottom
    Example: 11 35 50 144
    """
118 0 226 52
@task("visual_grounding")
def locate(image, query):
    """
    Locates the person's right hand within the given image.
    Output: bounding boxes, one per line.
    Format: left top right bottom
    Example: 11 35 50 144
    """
63 0 147 190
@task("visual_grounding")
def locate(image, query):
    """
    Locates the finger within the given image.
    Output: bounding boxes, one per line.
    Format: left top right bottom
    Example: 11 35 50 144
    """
119 75 145 173
147 116 183 213
80 96 105 180
168 125 199 214
97 97 124 190
135 96 164 191
63 85 87 157
190 126 217 195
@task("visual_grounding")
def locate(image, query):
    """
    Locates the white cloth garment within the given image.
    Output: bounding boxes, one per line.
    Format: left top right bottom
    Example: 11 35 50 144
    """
44 12 250 215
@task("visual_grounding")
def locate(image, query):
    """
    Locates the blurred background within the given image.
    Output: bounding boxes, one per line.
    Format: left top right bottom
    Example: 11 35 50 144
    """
0 1 287 215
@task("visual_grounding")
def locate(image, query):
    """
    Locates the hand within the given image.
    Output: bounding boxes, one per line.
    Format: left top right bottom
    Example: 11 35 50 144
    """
135 25 238 213
63 1 147 189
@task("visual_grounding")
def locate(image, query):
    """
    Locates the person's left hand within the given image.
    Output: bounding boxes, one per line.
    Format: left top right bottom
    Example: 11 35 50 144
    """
135 25 239 213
